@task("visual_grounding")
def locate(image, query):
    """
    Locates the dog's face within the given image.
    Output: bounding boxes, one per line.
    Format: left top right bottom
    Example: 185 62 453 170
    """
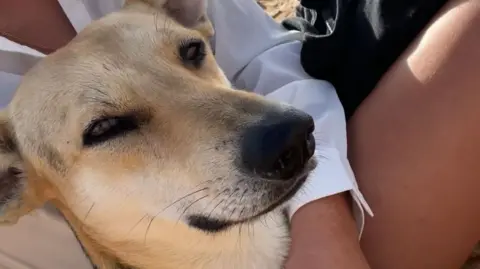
0 0 316 268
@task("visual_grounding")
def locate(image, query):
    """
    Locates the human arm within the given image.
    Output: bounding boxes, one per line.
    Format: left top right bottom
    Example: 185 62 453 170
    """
286 194 370 269
0 0 76 54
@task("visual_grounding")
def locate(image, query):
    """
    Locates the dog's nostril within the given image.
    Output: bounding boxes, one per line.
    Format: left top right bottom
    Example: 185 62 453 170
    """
240 109 316 181
269 132 315 180
271 143 302 180
305 133 315 159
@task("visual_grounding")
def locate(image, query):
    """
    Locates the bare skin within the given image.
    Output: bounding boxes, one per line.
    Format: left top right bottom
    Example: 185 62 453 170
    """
351 0 480 268
0 0 76 54
285 194 371 269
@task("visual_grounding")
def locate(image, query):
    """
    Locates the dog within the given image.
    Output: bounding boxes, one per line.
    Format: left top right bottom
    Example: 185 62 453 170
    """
0 0 317 268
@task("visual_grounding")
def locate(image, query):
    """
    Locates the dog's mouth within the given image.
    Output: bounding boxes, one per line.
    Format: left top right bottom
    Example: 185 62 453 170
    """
187 127 317 234
187 161 315 233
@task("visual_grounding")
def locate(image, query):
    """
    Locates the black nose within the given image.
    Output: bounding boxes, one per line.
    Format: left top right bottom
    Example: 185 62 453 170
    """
240 109 315 181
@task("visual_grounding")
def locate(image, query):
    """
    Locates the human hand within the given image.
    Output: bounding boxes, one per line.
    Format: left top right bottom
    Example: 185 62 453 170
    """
0 0 77 54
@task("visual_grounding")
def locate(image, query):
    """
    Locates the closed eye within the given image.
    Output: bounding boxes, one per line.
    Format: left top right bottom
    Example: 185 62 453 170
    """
179 38 206 68
83 115 138 147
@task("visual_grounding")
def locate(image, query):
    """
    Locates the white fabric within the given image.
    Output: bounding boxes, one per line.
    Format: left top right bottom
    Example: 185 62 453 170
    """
0 0 372 237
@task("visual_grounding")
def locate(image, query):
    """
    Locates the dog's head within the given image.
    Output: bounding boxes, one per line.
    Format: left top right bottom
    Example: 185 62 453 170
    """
0 0 316 268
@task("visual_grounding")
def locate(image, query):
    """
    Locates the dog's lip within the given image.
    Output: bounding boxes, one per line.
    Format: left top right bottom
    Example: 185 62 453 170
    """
187 171 311 233
236 172 310 221
260 173 309 213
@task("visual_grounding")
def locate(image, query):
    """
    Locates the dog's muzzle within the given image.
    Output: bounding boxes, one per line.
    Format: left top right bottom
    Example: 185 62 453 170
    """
240 108 315 180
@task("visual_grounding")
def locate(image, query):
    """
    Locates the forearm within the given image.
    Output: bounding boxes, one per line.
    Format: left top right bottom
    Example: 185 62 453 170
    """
0 0 76 54
285 193 371 269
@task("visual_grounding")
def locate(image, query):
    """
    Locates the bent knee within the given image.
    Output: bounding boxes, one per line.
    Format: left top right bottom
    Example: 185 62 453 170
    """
404 0 480 84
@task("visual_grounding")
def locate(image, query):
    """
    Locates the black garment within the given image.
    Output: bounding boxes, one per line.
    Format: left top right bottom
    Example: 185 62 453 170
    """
283 0 448 119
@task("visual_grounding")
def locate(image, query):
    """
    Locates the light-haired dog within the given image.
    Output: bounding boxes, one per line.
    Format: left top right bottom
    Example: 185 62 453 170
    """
0 1 317 268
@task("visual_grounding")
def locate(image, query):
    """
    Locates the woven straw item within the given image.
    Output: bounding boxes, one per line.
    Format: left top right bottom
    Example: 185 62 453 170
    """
257 0 298 21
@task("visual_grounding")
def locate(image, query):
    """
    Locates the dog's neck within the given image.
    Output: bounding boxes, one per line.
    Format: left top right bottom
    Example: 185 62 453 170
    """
58 202 290 269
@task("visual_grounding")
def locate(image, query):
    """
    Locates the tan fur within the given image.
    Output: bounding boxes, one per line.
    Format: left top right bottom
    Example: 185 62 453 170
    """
0 1 315 268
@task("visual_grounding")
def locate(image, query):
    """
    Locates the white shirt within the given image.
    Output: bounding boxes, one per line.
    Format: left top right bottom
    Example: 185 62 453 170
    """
0 0 371 245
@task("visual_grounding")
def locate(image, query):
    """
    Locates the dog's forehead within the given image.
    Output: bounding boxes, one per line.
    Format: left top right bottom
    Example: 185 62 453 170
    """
83 10 193 49
9 11 200 140
15 12 199 104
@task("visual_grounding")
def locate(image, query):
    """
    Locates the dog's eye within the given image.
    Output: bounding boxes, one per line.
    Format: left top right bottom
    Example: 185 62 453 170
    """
83 116 138 147
179 39 206 68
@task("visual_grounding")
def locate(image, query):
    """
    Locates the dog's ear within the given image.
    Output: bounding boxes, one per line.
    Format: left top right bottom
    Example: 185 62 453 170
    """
164 0 208 28
0 112 39 224
126 0 213 36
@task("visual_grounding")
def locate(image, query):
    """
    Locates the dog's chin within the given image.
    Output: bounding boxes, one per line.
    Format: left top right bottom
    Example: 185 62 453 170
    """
187 169 312 234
